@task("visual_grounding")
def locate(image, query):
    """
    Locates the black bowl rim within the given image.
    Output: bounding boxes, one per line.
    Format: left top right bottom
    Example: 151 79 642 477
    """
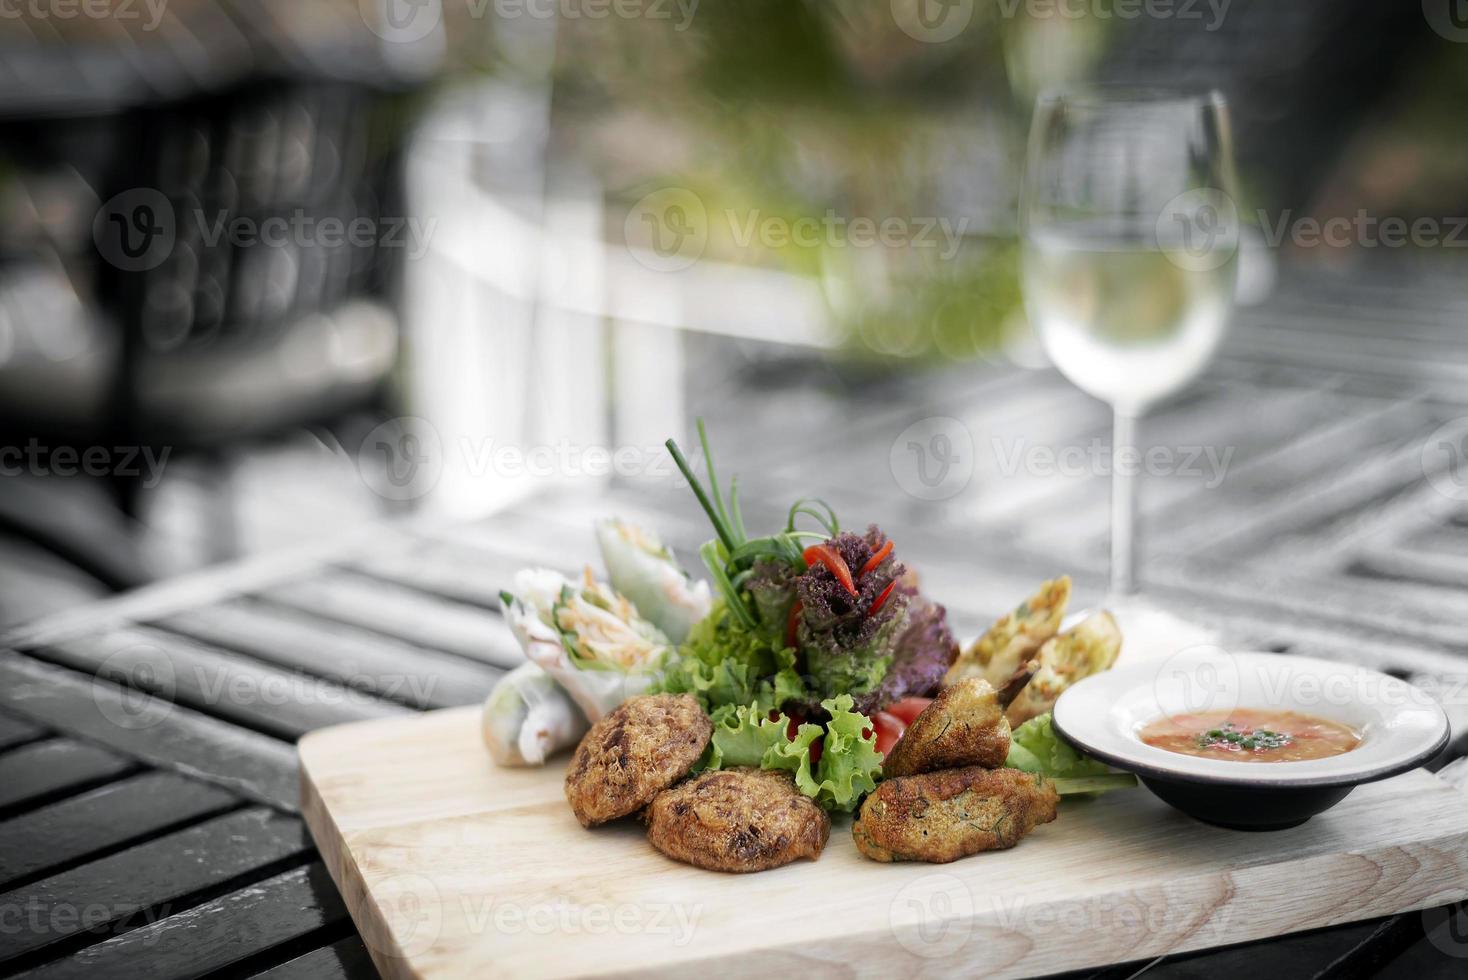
1052 712 1451 790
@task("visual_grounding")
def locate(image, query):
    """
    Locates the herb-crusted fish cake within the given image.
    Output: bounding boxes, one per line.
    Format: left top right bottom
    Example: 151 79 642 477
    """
564 694 712 827
881 678 1011 777
644 768 831 873
852 766 1058 863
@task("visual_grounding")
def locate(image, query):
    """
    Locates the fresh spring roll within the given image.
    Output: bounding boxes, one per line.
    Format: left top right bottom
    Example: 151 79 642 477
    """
594 519 711 646
482 662 588 766
499 567 670 722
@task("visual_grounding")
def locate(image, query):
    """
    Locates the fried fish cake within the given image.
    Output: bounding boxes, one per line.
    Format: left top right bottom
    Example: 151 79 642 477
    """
881 678 1011 777
852 767 1058 863
564 694 711 827
644 768 831 873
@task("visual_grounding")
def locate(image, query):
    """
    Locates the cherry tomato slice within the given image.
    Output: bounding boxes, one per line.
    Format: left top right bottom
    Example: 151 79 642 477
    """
871 711 906 758
885 697 933 727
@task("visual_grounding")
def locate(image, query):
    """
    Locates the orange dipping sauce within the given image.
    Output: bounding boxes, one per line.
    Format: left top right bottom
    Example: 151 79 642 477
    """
1139 709 1361 763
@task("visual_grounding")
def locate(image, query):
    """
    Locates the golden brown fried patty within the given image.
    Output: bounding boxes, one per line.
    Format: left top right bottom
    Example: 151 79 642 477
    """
564 694 712 827
881 678 1011 777
852 766 1058 863
644 768 831 873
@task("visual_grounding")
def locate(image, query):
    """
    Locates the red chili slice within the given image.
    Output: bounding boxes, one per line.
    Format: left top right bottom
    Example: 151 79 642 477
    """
868 580 896 616
858 539 894 578
803 544 857 597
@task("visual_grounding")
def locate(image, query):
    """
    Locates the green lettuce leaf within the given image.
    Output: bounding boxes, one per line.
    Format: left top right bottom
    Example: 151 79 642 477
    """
702 703 793 769
697 695 883 813
1005 713 1135 795
656 600 807 713
801 694 883 812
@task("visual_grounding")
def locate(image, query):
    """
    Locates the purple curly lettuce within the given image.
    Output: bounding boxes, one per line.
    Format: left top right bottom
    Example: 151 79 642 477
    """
790 527 910 713
855 588 959 715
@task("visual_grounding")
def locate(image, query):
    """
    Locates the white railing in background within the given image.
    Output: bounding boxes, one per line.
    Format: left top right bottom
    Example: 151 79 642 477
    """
403 78 835 517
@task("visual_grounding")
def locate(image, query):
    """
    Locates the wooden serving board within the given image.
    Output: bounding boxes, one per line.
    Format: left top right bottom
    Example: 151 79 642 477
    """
300 707 1468 980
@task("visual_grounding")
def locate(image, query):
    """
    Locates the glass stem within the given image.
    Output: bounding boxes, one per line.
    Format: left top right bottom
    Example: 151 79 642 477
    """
1110 409 1139 596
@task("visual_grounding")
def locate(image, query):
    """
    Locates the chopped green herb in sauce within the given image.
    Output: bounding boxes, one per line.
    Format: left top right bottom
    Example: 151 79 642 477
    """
1196 723 1294 753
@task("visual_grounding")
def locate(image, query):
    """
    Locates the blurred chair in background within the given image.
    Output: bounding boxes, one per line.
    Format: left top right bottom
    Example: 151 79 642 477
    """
0 0 439 623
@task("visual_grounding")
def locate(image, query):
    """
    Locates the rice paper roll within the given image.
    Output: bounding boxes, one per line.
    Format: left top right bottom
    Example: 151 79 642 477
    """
482 662 588 766
499 567 670 721
595 519 711 646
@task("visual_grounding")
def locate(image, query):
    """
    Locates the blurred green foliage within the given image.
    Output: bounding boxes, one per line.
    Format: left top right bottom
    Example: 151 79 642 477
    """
545 0 1088 362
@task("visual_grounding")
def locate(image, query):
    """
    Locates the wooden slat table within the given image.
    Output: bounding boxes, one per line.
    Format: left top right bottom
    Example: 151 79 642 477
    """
0 496 1462 979
2 268 1467 978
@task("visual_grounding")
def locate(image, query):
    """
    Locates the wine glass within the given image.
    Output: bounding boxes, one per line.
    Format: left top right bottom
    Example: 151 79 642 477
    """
1021 87 1239 597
